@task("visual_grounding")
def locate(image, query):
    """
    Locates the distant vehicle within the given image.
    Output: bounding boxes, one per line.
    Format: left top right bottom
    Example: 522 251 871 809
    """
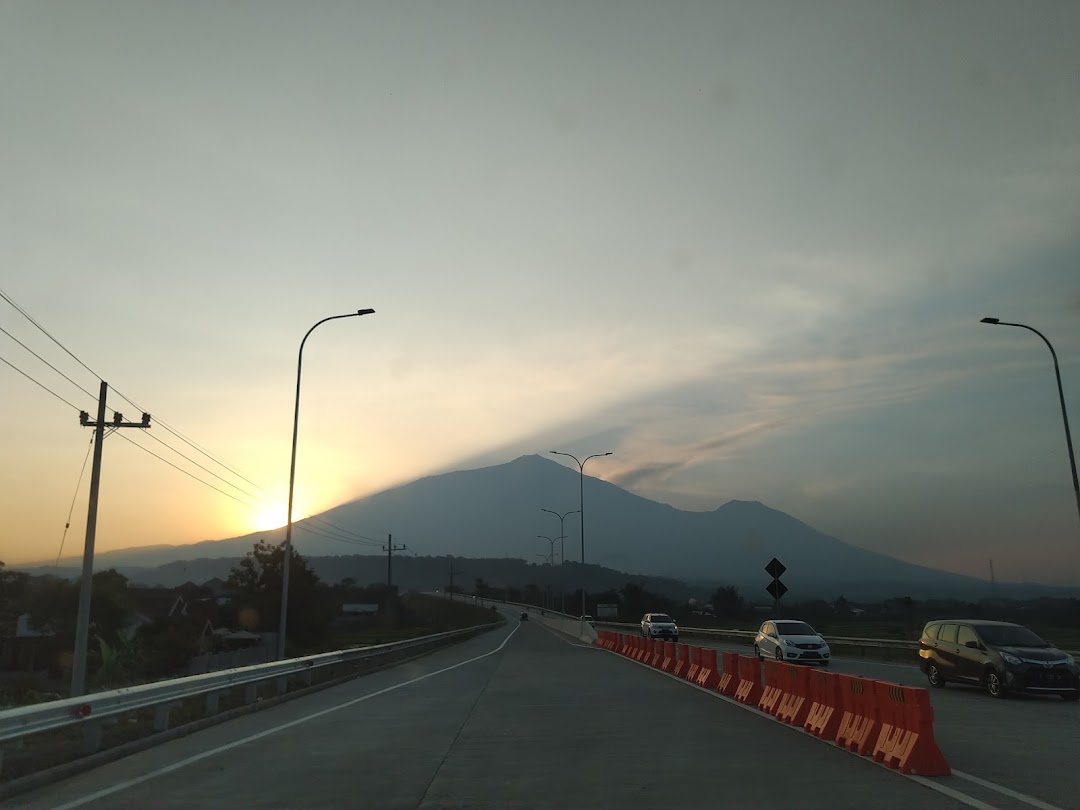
520 612 529 622
918 620 1079 700
641 613 679 642
754 620 831 665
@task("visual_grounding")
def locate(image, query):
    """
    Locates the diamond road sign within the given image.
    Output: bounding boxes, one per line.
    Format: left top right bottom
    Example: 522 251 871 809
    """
765 558 786 579
766 579 788 600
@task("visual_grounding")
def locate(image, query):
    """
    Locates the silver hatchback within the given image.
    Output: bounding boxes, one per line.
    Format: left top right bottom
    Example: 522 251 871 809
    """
755 620 831 665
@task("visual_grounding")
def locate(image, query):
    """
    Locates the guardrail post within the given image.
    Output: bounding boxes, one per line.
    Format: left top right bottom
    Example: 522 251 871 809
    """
82 720 103 754
275 677 288 697
154 703 173 732
205 691 221 715
302 669 314 687
244 683 258 705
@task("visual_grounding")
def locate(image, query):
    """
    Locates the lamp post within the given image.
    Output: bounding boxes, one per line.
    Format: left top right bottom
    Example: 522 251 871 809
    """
278 309 375 660
980 317 1079 531
541 508 578 612
536 535 556 566
549 450 612 619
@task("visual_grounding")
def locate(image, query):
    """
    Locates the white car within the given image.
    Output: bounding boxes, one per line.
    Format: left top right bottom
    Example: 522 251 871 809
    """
641 613 679 642
754 620 831 665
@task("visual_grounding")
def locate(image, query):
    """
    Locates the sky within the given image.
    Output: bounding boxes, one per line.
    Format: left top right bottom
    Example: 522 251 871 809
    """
2 0 1079 585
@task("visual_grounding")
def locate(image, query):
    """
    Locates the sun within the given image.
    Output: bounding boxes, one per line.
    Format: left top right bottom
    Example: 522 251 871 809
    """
251 505 290 532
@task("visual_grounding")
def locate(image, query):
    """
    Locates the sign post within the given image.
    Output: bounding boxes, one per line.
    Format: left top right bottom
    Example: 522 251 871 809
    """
765 557 787 618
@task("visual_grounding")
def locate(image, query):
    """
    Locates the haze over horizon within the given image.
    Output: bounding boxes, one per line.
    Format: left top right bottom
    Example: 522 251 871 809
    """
3 2 1079 585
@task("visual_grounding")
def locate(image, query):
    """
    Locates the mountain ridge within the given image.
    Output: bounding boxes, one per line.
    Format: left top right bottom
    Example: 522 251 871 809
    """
30 454 1076 599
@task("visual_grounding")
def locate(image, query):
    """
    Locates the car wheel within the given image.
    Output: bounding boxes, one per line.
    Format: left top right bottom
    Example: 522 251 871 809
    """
984 669 1007 699
774 647 784 661
926 663 945 688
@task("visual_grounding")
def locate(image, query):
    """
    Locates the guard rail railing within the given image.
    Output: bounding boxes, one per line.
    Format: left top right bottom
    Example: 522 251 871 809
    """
0 621 498 772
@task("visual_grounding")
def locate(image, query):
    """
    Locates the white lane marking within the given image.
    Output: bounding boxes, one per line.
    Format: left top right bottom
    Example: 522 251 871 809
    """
51 624 521 810
597 647 1009 810
952 770 1066 810
905 776 998 810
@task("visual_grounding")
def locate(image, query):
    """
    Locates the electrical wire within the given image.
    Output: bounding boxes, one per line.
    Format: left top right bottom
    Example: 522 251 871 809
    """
116 433 384 549
0 324 100 402
0 287 100 380
1 288 384 549
55 436 94 567
1 354 83 411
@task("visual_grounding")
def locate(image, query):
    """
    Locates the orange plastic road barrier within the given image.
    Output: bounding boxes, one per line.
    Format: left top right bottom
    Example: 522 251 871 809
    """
673 643 691 678
696 648 720 689
804 669 843 740
717 651 740 696
685 647 701 682
734 655 764 704
757 659 785 715
661 642 677 671
776 663 812 726
870 681 950 776
636 638 649 662
649 639 664 668
619 634 631 656
835 674 880 756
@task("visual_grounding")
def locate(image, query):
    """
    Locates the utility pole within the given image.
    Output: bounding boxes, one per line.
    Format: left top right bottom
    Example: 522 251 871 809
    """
448 555 462 600
383 534 406 593
71 381 150 697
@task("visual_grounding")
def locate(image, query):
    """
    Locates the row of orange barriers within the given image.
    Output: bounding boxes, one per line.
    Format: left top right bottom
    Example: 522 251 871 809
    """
595 631 950 777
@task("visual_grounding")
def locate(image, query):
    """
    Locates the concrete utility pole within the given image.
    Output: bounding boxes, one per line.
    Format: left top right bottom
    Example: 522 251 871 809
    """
383 535 406 592
71 381 151 697
448 556 461 600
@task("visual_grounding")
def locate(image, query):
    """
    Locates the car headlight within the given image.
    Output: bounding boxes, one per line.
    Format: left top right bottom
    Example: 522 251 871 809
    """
1065 654 1075 666
1001 653 1022 666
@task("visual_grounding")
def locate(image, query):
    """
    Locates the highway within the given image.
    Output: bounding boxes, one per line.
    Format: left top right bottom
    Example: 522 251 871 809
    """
660 633 1080 810
2 615 999 810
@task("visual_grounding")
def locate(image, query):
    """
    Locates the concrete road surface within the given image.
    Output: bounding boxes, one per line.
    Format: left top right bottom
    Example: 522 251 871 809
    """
9 620 1009 810
666 634 1079 809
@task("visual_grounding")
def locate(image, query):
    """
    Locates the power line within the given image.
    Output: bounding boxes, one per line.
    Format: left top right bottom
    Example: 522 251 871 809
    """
1 288 384 549
116 433 383 550
0 287 100 381
1 354 83 411
56 436 95 567
0 324 100 402
107 387 380 545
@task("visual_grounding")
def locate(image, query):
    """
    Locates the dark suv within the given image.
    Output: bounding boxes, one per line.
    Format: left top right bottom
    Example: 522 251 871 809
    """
918 620 1079 701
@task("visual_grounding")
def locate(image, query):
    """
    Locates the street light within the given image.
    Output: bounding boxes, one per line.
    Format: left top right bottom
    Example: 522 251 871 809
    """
536 535 556 566
541 508 579 612
549 450 612 619
980 317 1080 531
278 309 375 659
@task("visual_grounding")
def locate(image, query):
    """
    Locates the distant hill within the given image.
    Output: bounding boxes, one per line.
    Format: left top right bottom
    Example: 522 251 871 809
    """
32 455 1078 601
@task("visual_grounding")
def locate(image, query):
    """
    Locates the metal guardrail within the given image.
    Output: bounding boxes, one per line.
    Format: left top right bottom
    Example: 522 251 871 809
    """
593 621 1080 657
0 622 497 762
594 621 916 649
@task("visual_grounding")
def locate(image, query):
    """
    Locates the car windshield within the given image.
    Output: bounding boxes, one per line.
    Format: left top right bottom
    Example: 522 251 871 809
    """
776 622 816 636
978 625 1049 648
650 615 673 624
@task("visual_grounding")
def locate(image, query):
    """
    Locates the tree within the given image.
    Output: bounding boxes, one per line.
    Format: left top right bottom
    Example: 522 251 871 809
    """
21 569 132 645
227 540 332 650
0 561 31 606
833 595 851 618
709 585 747 619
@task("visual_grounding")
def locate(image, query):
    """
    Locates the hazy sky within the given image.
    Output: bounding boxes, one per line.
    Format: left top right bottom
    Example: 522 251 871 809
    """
3 1 1079 584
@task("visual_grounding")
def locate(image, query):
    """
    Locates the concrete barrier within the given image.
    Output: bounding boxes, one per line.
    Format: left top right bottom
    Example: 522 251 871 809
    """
518 607 598 645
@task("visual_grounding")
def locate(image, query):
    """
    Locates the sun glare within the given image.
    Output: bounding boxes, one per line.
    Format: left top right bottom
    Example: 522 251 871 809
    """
251 505 290 532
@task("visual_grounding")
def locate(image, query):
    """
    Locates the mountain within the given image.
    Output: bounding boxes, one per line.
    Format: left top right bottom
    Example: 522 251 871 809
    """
36 454 1075 601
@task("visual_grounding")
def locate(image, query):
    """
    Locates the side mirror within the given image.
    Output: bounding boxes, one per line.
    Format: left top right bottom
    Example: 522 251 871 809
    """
964 640 981 650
